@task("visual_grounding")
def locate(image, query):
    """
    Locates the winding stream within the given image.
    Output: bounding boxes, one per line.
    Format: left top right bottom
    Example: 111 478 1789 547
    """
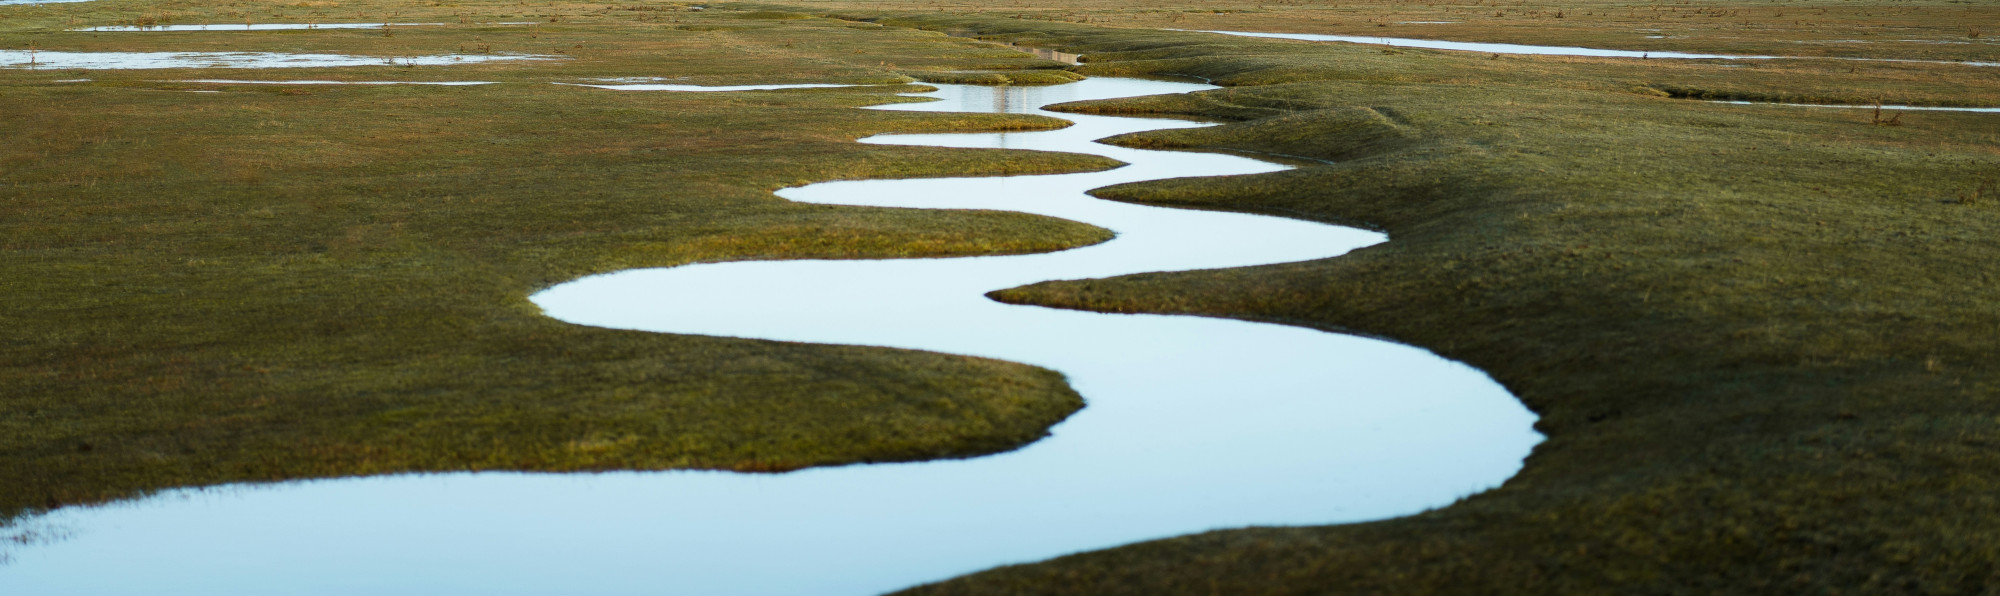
0 78 1539 595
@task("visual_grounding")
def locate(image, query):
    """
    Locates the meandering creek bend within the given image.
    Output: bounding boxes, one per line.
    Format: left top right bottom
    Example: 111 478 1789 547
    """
1 78 1540 595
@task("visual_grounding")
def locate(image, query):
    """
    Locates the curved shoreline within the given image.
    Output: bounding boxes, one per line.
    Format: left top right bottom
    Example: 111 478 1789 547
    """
1 78 1539 595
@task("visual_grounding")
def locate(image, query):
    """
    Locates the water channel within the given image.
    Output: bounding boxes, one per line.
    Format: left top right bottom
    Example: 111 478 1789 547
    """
1197 29 2000 67
0 50 553 69
0 78 1540 595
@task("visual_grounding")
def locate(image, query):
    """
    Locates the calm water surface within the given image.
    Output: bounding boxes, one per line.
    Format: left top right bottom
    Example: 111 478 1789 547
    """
0 50 554 69
1 78 1540 595
1716 100 2000 113
1198 29 2000 66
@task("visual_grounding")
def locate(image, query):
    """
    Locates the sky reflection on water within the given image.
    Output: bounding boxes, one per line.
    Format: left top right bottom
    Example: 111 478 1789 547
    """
0 50 555 70
1199 29 2000 67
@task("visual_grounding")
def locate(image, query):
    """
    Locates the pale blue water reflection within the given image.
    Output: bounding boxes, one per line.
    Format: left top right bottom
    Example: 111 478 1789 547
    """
1198 29 2000 67
0 50 555 69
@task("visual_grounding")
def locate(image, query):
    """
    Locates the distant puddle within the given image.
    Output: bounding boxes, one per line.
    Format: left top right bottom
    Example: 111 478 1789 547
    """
555 82 859 91
1 78 1540 595
70 22 536 32
1197 29 2000 67
176 79 497 85
0 50 556 70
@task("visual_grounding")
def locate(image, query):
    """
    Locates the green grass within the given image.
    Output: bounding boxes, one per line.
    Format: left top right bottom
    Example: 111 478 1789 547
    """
762 13 2000 595
0 6 1121 520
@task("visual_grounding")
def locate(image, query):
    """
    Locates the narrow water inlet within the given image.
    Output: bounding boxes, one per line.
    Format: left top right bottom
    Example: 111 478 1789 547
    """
1711 100 2000 113
0 50 558 69
0 78 1541 595
1195 29 2000 67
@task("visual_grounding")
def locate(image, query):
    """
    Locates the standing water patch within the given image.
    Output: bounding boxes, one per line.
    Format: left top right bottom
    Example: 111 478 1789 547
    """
1195 29 2000 67
0 50 558 69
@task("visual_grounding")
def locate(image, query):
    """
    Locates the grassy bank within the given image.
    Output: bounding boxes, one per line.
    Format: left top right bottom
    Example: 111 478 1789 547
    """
747 10 2000 595
0 5 1115 520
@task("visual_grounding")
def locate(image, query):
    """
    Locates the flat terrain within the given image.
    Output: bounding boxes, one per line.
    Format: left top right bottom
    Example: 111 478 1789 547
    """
7 0 2000 593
